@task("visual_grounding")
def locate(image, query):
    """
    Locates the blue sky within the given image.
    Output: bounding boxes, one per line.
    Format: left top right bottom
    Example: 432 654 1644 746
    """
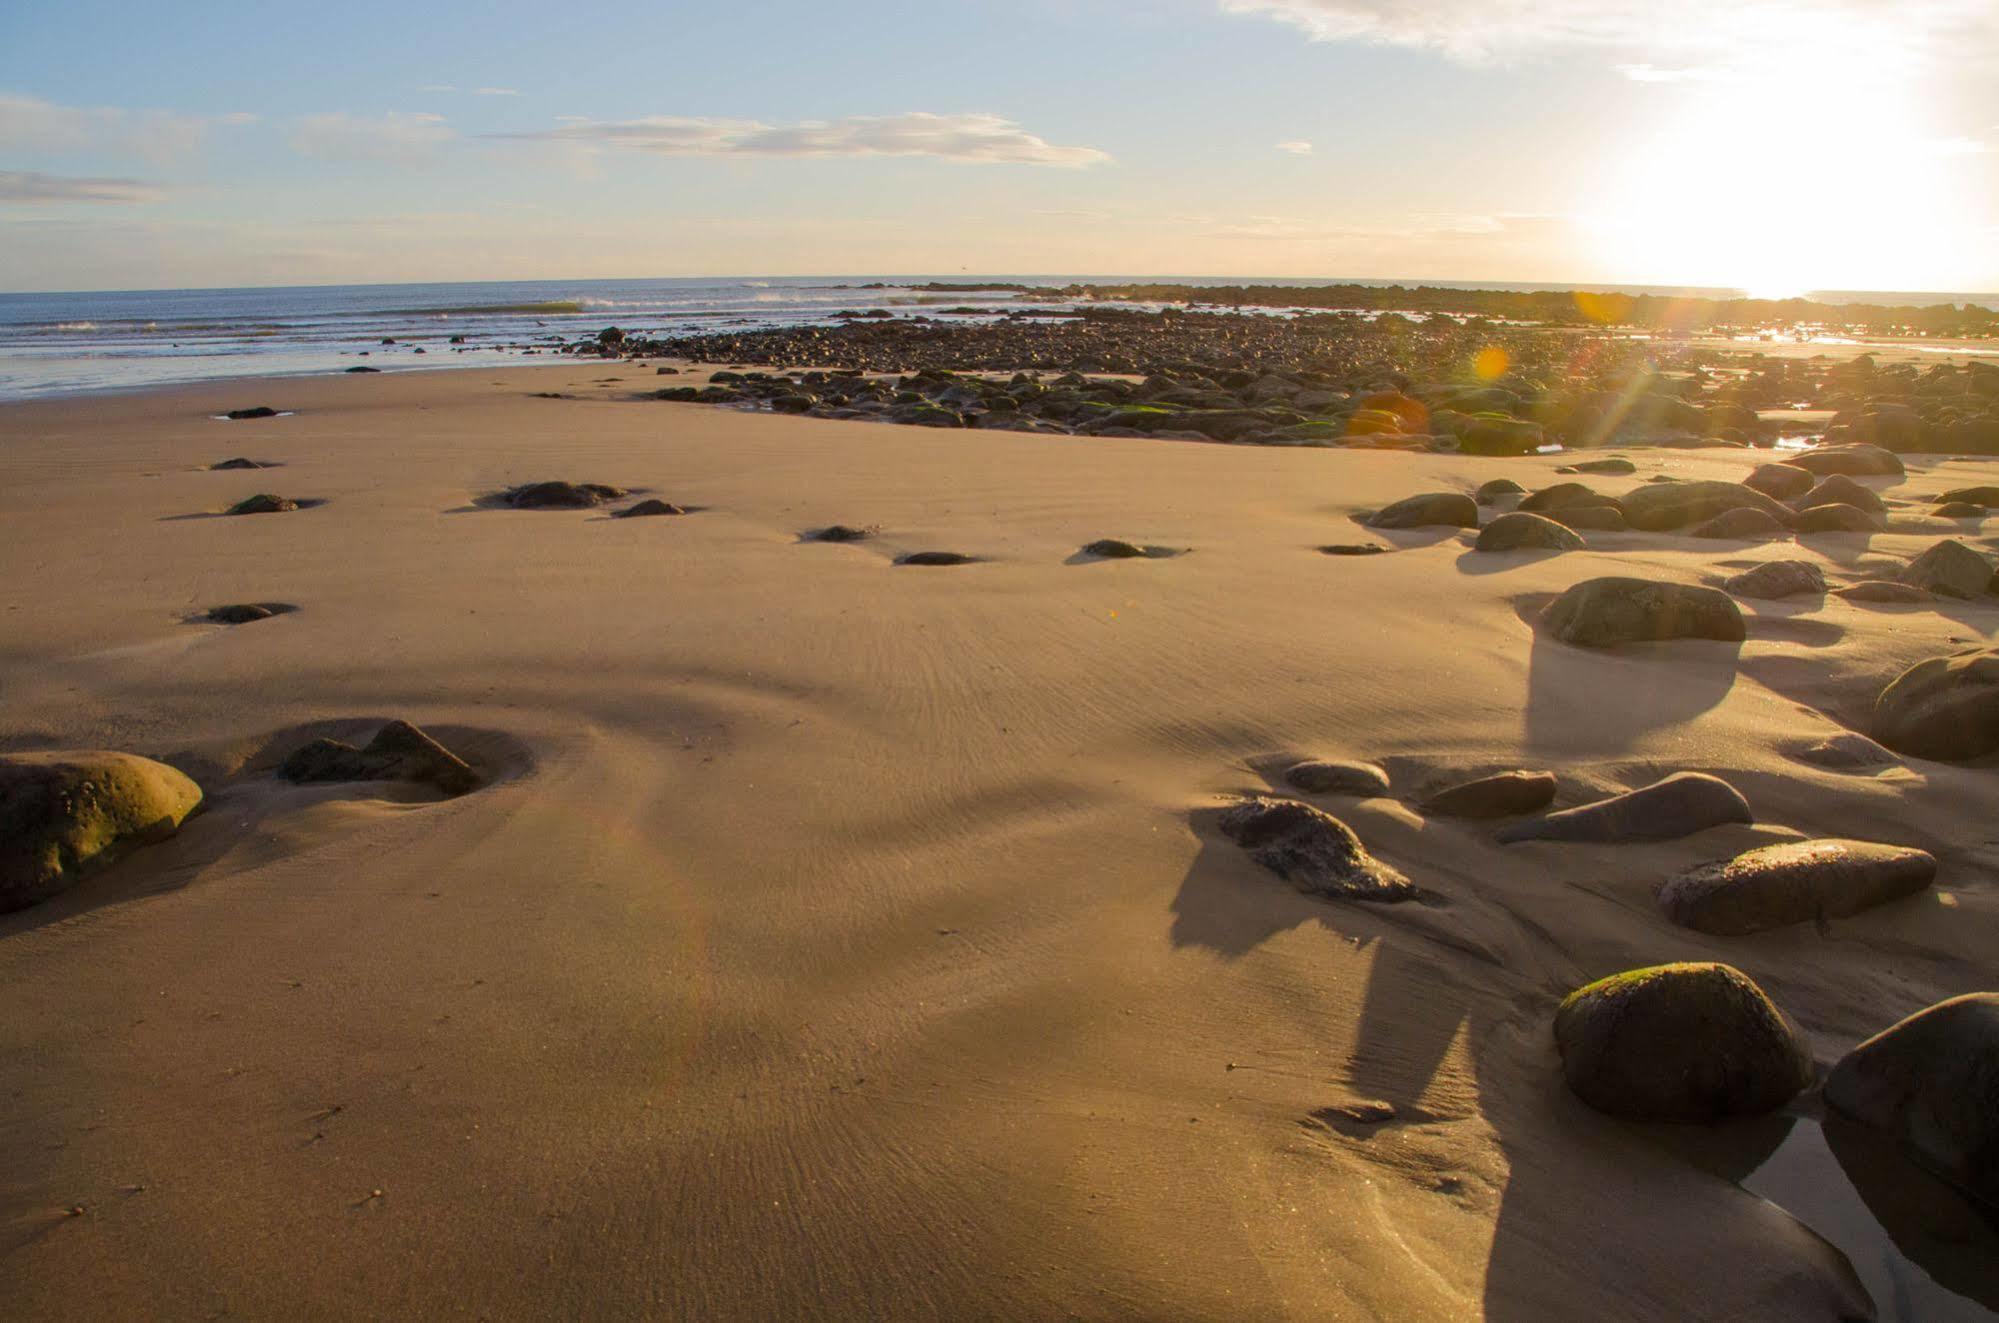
2 0 1995 292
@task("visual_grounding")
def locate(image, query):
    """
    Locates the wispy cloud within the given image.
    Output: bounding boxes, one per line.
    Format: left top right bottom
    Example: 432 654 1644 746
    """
289 111 455 163
472 87 519 97
421 84 520 96
1274 140 1314 155
0 92 252 160
0 169 165 205
489 111 1110 166
419 84 459 94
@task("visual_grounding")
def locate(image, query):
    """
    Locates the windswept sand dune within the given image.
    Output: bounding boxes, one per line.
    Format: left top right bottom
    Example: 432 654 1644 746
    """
2 367 1994 1319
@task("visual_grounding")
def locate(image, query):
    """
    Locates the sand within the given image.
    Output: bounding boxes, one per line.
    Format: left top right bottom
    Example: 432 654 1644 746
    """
2 364 1995 1319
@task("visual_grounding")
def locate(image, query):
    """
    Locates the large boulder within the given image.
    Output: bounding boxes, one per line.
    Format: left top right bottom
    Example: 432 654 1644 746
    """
1474 511 1585 552
1555 963 1814 1121
1218 797 1415 902
1936 485 1999 506
1619 481 1792 532
1788 444 1904 476
279 720 481 796
1543 505 1628 532
1518 482 1618 514
1791 503 1884 534
1825 994 1999 1205
1 751 204 912
1498 772 1751 844
1792 474 1885 514
503 481 627 509
1367 492 1478 529
1724 560 1826 600
1691 507 1789 540
1657 839 1937 934
1474 477 1525 505
1543 577 1745 647
1898 539 1993 599
1874 647 1999 760
1743 462 1816 499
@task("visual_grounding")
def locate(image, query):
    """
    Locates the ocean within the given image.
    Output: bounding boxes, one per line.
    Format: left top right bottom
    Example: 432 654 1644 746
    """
2 275 1994 401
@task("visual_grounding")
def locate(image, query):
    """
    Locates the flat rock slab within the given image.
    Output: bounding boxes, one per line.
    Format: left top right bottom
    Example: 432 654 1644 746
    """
1825 993 1999 1205
1498 772 1751 844
1367 492 1478 529
1874 646 1999 760
1475 511 1584 552
279 720 480 797
1657 839 1937 934
1421 770 1556 818
1218 796 1414 903
210 458 274 471
1724 560 1826 600
1283 759 1390 797
1543 577 1745 647
224 406 279 420
1556 458 1636 475
1555 962 1814 1121
0 751 204 912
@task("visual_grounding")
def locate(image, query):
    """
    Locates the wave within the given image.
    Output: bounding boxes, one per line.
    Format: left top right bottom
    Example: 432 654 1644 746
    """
369 301 588 316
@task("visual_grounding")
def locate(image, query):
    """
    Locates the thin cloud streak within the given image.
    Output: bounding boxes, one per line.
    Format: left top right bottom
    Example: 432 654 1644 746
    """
488 111 1110 166
0 169 165 205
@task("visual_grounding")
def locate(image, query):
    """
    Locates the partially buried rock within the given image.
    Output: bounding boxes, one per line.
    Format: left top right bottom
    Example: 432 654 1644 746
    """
1744 462 1817 500
225 493 299 515
1284 759 1390 797
1724 560 1825 600
1218 796 1414 902
1791 503 1883 534
1497 772 1751 844
1543 577 1745 647
1793 474 1886 515
1319 543 1387 556
1620 480 1791 532
1825 993 1999 1205
225 406 278 420
206 603 294 625
1555 963 1814 1121
1557 457 1636 475
1421 770 1556 818
1657 839 1937 935
1937 485 1999 506
1788 443 1903 477
1933 501 1989 519
503 481 627 509
1794 732 1897 770
1475 511 1584 552
279 720 479 797
1518 482 1617 514
210 457 269 471
1835 580 1930 604
1366 492 1478 530
1080 538 1148 559
1899 538 1993 599
808 524 874 543
1475 478 1525 505
897 551 978 566
1873 646 1999 760
0 751 204 912
1544 505 1628 532
1692 506 1789 540
615 499 688 518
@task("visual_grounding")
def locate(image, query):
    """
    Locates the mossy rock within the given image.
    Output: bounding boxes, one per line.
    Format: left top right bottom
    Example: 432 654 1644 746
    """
1 751 204 912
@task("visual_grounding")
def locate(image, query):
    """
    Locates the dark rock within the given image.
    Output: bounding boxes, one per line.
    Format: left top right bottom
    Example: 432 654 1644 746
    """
225 493 299 515
1743 462 1816 499
205 603 295 625
1518 482 1618 514
615 499 689 518
344 366 380 374
1318 544 1388 556
1874 646 1999 760
278 720 480 797
1791 503 1884 533
210 458 269 471
1544 505 1628 532
1793 474 1886 514
1080 538 1149 559
1283 759 1390 797
1556 457 1636 475
1789 444 1904 476
1825 994 1999 1205
1497 772 1751 844
1724 560 1826 599
0 751 205 912
896 551 979 566
1835 581 1930 603
1475 478 1526 505
1933 502 1989 519
1555 963 1813 1121
1937 485 1999 506
503 481 628 509
1658 839 1937 934
1218 796 1414 902
1543 577 1745 647
1620 481 1792 532
807 524 875 543
1691 507 1790 540
225 406 278 420
1474 511 1585 552
1421 770 1556 818
1899 539 1993 598
1366 492 1478 530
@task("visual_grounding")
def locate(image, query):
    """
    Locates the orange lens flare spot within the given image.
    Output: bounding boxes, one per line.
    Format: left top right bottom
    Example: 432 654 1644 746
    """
1473 346 1509 381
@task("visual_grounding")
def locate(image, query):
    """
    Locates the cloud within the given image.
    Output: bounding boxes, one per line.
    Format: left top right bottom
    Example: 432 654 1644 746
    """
420 85 520 96
289 111 455 162
0 169 164 205
1204 211 1514 241
1274 140 1314 155
472 87 519 97
0 92 249 160
489 111 1110 166
419 84 459 94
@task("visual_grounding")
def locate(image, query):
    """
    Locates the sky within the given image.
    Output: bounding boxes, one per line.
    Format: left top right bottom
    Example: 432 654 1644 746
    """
1 0 1996 295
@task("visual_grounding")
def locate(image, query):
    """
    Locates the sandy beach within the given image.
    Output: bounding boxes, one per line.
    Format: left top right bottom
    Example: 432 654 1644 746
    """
3 363 1996 1319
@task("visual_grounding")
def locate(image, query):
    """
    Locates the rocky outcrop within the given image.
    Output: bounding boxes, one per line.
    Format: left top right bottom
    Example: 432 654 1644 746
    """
279 720 480 796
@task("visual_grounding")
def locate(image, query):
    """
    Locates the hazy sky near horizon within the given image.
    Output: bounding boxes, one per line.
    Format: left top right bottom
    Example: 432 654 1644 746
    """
2 0 1996 294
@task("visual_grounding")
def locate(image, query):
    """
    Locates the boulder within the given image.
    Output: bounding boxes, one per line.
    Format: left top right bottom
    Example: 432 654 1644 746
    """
1544 505 1628 532
1619 481 1792 532
1792 474 1886 514
1 751 204 912
1497 772 1751 844
1555 963 1814 1121
1743 462 1817 499
807 524 875 543
1557 457 1636 475
1543 577 1745 647
1218 797 1415 902
225 406 278 420
1518 482 1618 514
503 481 627 509
1657 839 1937 934
1835 581 1930 604
1874 646 1999 760
279 720 480 797
1420 770 1556 818
896 551 979 566
1791 503 1884 533
1283 759 1391 797
1367 492 1478 530
1474 511 1585 552
1788 444 1905 476
1319 543 1388 556
1475 478 1525 505
1933 501 1989 519
210 457 269 471
206 603 294 624
616 499 689 518
1825 994 1999 1205
1081 538 1148 559
1937 485 1999 506
1691 507 1789 540
1724 560 1826 600
1899 539 1993 598
225 493 298 515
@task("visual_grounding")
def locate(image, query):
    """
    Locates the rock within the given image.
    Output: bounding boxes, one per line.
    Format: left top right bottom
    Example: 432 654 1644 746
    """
278 720 480 797
1218 796 1415 902
1620 481 1792 532
1874 646 1999 760
1544 505 1628 532
1791 503 1884 533
1421 770 1556 818
1556 458 1636 475
1933 501 1989 519
1518 482 1618 514
503 481 627 509
1366 492 1478 529
1835 581 1931 604
225 406 278 420
1743 462 1817 499
1795 732 1897 770
1788 444 1904 476
1936 485 1999 506
615 499 688 518
1318 543 1388 556
1691 507 1789 540
896 551 979 566
209 457 269 471
344 365 380 374
808 524 875 543
1724 560 1826 599
1497 772 1751 844
1792 474 1886 514
1080 538 1148 559
1825 994 1999 1205
0 751 204 912
1475 478 1525 505
1658 840 1937 934
1473 511 1586 552
225 493 298 515
1283 759 1390 797
1899 539 1993 598
1543 577 1745 647
1554 963 1814 1121
205 603 295 624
